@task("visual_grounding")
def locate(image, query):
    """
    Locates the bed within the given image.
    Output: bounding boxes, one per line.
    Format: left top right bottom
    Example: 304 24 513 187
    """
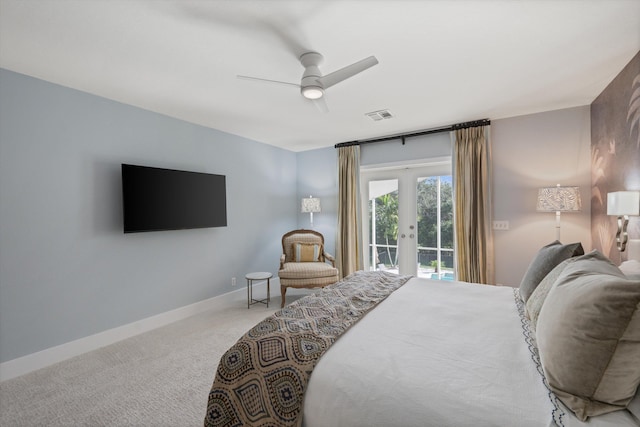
204 246 640 427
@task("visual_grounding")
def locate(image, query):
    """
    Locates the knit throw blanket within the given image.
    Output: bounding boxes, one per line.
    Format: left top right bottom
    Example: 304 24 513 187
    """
204 270 412 427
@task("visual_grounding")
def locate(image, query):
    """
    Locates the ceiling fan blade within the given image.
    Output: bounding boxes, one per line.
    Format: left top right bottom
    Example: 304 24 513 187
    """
237 75 300 88
317 56 378 89
312 96 329 113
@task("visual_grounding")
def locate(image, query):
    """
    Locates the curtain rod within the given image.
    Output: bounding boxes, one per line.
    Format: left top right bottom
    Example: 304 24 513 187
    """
334 118 490 149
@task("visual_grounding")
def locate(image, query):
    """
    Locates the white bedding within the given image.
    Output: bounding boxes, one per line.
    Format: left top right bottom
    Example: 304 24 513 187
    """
302 277 638 427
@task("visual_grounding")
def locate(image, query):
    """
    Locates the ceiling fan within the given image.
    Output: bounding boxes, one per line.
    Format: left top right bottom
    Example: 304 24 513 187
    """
238 51 378 111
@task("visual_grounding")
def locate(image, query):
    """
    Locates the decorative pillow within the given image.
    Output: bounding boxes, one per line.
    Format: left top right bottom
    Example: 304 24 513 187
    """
519 240 584 303
524 258 573 331
293 243 322 262
628 387 640 421
536 250 640 421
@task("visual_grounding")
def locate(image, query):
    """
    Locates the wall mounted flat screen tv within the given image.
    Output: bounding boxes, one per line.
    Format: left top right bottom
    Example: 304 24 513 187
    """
122 164 227 233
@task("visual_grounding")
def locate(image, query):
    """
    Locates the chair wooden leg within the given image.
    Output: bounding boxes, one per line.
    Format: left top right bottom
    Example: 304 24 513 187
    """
280 285 287 308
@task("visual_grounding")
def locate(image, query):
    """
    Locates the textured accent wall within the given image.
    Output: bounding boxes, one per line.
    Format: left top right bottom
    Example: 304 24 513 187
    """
591 51 640 264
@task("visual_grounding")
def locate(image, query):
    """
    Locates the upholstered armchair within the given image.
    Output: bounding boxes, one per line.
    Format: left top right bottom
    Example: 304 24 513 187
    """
278 229 339 307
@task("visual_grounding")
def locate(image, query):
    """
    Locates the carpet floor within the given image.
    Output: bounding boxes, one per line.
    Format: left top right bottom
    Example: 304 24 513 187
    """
0 290 306 426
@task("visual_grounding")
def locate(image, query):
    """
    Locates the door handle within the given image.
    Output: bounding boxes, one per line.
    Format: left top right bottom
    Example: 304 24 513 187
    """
409 234 414 238
401 234 406 238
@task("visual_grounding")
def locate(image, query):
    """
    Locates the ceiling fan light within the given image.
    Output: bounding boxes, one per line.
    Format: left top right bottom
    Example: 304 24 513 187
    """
302 86 324 100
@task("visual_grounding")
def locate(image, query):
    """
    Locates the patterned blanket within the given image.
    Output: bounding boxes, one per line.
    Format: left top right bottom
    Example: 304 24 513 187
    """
204 270 412 427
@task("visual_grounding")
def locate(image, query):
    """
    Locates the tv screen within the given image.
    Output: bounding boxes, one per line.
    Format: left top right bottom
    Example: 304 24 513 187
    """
121 164 227 233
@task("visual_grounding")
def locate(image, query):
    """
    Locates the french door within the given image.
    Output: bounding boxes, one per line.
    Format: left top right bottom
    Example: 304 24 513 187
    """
361 161 454 278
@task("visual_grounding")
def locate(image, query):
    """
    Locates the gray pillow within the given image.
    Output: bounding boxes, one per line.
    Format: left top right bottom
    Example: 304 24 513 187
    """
524 258 573 332
628 387 640 422
519 240 584 302
536 250 640 421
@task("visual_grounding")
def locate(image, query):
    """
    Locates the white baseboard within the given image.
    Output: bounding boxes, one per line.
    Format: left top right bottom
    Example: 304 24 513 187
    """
0 279 277 382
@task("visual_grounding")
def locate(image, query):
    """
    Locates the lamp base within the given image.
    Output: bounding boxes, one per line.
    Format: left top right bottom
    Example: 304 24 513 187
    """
615 215 629 252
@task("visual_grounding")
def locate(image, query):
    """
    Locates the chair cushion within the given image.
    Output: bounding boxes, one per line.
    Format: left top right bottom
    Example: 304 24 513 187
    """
279 262 339 280
283 231 324 262
293 243 322 262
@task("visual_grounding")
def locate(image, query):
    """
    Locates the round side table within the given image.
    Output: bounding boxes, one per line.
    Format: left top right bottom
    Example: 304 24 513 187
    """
246 272 272 309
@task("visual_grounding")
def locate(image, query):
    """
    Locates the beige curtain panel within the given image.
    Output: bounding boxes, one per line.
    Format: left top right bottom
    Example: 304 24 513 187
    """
452 125 495 284
336 146 363 278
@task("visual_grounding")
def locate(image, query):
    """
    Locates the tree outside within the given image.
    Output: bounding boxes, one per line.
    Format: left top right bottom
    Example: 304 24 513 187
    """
372 192 398 267
416 176 454 272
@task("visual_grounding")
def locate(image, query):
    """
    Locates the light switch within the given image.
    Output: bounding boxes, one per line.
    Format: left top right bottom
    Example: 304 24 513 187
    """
493 220 510 230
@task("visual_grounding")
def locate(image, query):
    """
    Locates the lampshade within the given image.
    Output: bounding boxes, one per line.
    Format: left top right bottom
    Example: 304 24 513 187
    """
536 185 582 212
607 191 640 216
301 196 321 213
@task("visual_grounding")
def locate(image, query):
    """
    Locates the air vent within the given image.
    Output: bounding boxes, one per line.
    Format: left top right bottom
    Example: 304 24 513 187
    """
365 109 394 121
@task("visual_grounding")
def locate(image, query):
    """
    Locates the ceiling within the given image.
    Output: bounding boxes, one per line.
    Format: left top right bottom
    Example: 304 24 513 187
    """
1 0 639 152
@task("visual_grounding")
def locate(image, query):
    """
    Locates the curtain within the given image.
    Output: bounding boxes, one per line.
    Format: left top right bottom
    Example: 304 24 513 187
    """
336 146 363 278
452 125 495 284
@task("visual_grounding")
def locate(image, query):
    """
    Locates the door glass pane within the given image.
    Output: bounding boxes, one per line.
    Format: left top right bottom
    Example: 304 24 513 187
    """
368 179 398 274
416 176 454 280
440 176 454 281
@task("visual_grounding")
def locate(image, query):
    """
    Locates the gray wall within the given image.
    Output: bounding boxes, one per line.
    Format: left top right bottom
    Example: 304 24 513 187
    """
296 148 338 256
492 106 592 285
0 69 297 363
360 132 452 166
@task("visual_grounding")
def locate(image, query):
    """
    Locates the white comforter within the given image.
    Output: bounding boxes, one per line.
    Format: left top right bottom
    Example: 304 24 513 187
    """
302 277 638 427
